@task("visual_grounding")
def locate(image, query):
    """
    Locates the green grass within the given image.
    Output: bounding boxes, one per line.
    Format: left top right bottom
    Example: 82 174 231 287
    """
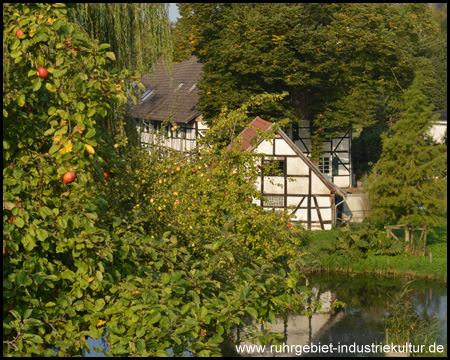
299 222 447 283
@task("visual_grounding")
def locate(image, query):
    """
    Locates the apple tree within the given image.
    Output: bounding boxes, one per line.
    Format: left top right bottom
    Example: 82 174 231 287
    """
3 3 309 357
3 3 145 356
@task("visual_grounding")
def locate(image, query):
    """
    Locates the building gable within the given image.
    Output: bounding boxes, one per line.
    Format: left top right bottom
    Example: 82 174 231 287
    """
234 117 346 230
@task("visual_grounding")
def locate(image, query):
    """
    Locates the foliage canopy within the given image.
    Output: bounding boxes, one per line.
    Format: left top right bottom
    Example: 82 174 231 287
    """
3 3 306 356
173 3 445 158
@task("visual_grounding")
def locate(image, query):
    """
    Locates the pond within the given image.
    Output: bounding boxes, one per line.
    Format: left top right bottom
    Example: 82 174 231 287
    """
81 273 447 357
220 273 447 357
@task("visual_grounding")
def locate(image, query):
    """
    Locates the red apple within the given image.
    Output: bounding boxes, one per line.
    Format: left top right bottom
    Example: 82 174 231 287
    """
16 28 24 39
63 171 76 184
103 170 111 179
37 67 49 79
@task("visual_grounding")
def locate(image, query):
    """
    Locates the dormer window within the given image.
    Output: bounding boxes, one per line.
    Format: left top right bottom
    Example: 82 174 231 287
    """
188 83 197 92
141 89 154 102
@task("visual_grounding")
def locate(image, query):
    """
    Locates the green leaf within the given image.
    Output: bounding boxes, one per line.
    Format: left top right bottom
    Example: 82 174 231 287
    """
199 306 208 320
155 350 169 357
207 334 223 345
105 52 116 61
33 32 49 43
87 108 96 118
246 306 258 318
147 311 161 325
46 83 57 92
61 269 76 282
49 145 60 154
16 271 31 287
60 92 69 102
39 206 53 219
44 128 56 136
95 299 105 312
136 339 145 354
77 102 85 111
10 50 23 59
33 77 42 92
99 43 111 51
160 273 170 284
14 217 25 228
22 233 36 251
136 326 145 338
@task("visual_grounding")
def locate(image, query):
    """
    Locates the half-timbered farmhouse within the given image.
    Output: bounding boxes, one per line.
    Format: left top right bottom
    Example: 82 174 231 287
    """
128 57 353 228
128 57 353 192
234 117 346 230
128 56 208 152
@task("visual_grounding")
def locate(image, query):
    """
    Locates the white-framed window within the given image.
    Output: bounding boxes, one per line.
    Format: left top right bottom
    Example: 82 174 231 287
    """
319 157 331 174
263 195 284 207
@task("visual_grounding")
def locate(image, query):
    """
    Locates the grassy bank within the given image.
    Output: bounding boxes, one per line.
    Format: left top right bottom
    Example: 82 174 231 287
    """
300 222 447 283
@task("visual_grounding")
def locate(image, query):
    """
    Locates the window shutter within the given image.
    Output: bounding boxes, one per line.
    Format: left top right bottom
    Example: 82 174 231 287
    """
332 156 339 176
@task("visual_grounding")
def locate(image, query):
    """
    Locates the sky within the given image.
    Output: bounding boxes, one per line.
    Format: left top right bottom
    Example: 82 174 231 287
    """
168 3 180 23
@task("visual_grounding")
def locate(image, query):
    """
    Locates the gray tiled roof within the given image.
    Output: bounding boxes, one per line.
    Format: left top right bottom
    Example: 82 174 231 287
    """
128 57 203 123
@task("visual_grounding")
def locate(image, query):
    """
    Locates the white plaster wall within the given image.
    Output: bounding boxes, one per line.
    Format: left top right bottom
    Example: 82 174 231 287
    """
337 152 350 163
287 177 309 194
333 175 349 188
315 196 332 207
275 139 297 155
320 208 332 221
342 194 368 223
287 196 305 207
311 173 331 194
333 137 349 151
263 177 284 194
294 208 308 222
256 140 274 155
287 157 310 175
338 164 349 174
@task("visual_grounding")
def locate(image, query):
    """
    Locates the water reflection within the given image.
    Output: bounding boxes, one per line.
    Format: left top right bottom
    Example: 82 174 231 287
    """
78 274 446 357
221 274 447 357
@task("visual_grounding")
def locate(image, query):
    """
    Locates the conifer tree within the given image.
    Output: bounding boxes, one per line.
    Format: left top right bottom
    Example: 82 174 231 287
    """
365 72 447 247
